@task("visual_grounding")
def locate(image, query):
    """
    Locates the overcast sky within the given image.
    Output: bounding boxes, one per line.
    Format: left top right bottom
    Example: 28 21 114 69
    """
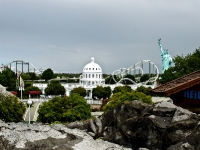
0 0 200 74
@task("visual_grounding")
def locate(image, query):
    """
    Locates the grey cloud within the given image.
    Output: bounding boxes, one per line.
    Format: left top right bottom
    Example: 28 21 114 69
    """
0 0 200 73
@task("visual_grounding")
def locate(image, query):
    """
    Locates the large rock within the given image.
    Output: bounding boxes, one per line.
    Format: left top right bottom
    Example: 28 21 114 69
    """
154 101 198 123
87 100 200 150
0 120 131 150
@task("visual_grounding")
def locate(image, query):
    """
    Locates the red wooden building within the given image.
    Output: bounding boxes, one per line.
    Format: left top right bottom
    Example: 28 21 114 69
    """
151 70 200 113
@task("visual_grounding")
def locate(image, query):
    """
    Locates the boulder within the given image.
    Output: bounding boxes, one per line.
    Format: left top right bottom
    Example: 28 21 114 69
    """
87 100 200 150
0 121 132 150
163 119 198 149
167 142 194 150
65 120 89 130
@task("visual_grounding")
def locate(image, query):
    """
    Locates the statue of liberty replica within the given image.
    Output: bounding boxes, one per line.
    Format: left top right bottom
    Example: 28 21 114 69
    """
158 38 173 73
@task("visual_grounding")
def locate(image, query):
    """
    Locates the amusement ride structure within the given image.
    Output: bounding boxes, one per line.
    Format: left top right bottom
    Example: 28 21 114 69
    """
0 60 44 75
112 60 159 86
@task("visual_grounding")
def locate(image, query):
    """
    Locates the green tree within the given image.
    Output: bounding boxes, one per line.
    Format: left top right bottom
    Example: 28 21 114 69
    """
45 80 66 95
24 86 42 97
0 93 26 122
29 72 40 80
92 86 112 99
123 74 135 84
21 72 40 81
37 93 91 123
160 48 200 84
105 75 120 84
41 68 54 81
92 86 104 99
102 90 152 112
136 86 152 96
71 87 86 97
25 82 32 88
112 85 132 94
103 86 112 99
140 74 150 82
0 68 16 91
20 73 31 80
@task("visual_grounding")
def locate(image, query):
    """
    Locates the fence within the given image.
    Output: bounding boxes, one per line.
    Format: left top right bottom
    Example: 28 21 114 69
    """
86 99 102 105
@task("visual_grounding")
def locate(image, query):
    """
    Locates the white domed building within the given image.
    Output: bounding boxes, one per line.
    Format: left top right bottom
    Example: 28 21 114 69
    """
80 57 105 87
79 57 105 99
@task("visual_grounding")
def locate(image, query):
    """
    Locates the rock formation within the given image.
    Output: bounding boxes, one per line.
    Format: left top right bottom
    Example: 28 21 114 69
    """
0 120 131 150
81 100 200 150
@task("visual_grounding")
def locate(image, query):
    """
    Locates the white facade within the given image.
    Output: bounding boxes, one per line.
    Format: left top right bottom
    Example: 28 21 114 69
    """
79 57 105 99
80 57 105 87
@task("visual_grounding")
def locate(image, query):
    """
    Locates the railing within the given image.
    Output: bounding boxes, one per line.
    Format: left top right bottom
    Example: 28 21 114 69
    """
86 99 102 105
21 98 50 102
21 98 102 105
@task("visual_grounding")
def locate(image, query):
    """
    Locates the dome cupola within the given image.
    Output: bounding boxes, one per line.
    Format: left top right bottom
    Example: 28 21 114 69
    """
83 57 102 73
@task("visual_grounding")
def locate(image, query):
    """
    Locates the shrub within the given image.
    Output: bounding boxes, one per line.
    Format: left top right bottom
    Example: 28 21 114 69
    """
112 85 132 94
140 74 150 82
92 86 112 99
37 93 91 123
136 86 152 96
102 90 152 112
71 87 86 97
45 80 65 95
0 93 26 122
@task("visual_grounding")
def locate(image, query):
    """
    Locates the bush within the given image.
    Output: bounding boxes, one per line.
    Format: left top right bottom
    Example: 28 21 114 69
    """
102 90 152 112
140 74 150 82
45 80 66 95
0 93 26 122
71 87 86 97
92 86 112 99
112 85 132 94
136 86 152 96
37 93 91 123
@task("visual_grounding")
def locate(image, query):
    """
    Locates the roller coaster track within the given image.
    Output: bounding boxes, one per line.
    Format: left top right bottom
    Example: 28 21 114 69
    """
0 60 43 75
112 60 159 85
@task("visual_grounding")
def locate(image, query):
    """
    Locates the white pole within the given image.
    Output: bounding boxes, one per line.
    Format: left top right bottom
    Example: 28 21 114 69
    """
29 104 30 124
21 88 22 100
27 98 32 125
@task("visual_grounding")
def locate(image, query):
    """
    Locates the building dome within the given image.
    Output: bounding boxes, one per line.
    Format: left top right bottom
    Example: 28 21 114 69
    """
83 57 102 73
80 57 105 87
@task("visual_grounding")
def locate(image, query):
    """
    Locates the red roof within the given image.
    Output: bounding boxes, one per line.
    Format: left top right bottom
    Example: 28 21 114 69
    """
27 91 42 95
10 91 17 95
151 69 200 96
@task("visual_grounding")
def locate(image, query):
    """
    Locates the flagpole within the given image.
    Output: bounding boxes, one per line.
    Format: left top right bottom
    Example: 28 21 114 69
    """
19 75 24 101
